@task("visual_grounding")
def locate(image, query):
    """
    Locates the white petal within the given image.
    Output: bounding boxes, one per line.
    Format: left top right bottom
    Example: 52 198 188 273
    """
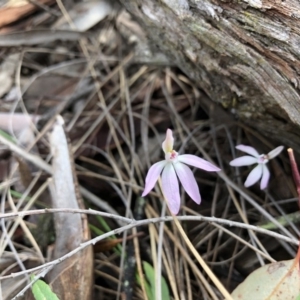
174 162 201 204
244 164 263 187
268 146 284 159
236 145 260 157
142 160 167 196
260 164 270 190
161 163 181 215
229 156 258 166
178 154 221 171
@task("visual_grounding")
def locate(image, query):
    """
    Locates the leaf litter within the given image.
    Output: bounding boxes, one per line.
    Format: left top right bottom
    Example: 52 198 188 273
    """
0 1 299 300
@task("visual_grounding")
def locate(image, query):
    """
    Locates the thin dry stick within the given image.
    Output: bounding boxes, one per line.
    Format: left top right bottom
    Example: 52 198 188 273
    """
0 210 298 282
12 266 53 300
184 207 275 262
226 186 273 260
147 205 219 300
0 179 49 259
157 179 233 299
171 215 233 300
7 191 44 263
132 217 148 300
0 208 297 245
0 133 51 173
0 189 28 280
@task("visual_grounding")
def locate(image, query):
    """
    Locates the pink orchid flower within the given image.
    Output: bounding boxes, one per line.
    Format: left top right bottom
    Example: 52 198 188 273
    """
142 129 221 215
229 145 284 189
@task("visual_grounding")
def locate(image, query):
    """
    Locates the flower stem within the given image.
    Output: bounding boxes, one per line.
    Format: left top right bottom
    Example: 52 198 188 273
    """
171 215 233 300
157 178 233 299
156 201 166 300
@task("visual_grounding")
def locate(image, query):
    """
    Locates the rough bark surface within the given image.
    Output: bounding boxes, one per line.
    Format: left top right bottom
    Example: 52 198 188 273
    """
119 0 300 149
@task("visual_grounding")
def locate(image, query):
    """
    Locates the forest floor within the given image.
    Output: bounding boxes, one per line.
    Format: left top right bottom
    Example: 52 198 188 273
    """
0 1 298 299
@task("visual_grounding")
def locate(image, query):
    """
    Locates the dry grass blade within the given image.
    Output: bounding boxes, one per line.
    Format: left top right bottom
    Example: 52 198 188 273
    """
0 30 82 46
156 178 233 299
1 2 299 298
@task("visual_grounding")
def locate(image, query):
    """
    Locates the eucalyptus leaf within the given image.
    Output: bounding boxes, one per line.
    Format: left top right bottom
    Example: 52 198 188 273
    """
231 259 300 300
31 276 60 300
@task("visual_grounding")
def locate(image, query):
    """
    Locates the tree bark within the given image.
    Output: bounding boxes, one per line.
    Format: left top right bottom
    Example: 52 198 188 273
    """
119 0 300 149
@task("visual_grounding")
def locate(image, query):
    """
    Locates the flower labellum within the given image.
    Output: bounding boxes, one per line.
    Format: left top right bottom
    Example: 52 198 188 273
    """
142 129 221 215
229 144 284 190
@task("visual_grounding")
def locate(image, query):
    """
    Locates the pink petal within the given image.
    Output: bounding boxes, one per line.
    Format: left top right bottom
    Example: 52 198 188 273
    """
229 156 258 167
268 146 284 159
236 145 259 157
178 154 221 172
260 164 270 190
244 164 263 187
142 160 167 197
162 129 174 154
174 162 201 204
161 163 181 215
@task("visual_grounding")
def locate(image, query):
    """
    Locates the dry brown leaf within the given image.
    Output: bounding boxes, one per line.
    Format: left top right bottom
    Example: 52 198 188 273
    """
23 61 85 105
48 116 93 300
54 0 114 32
94 232 144 253
0 0 55 28
231 258 300 300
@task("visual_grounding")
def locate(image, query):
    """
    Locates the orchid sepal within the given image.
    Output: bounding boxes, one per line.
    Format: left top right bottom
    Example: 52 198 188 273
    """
142 129 221 214
230 144 284 190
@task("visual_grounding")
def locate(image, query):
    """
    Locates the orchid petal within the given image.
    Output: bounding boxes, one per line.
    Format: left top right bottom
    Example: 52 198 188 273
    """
174 162 201 204
142 160 167 197
162 129 174 154
260 164 270 190
229 156 258 167
236 145 260 157
178 154 221 172
161 163 181 215
244 164 263 187
268 146 284 159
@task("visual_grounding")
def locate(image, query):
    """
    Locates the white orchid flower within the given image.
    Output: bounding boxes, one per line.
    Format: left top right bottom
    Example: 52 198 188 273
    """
142 129 221 215
230 145 284 189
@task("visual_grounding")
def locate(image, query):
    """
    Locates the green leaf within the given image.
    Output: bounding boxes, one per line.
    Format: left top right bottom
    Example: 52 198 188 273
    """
90 217 122 254
9 189 46 208
96 215 112 233
142 261 170 300
31 276 60 300
89 223 104 236
136 273 152 300
0 129 15 143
